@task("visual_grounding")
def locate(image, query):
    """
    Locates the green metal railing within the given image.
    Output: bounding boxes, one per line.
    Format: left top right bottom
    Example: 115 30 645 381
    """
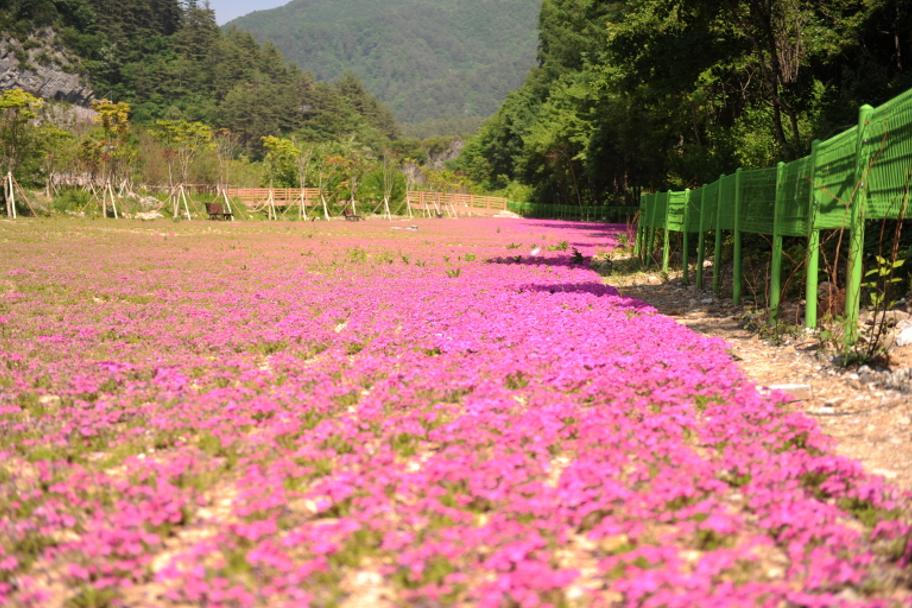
636 88 912 345
508 201 638 223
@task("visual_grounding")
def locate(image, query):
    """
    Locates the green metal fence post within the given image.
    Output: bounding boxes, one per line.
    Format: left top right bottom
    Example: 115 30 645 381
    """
732 168 743 305
713 175 724 297
682 189 691 284
662 192 671 272
844 105 873 346
770 161 786 322
805 140 821 329
696 187 707 290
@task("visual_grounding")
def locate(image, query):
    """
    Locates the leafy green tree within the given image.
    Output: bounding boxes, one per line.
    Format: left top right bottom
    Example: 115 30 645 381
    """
150 118 213 185
35 125 77 195
361 154 406 215
0 89 44 177
462 0 912 205
261 135 298 188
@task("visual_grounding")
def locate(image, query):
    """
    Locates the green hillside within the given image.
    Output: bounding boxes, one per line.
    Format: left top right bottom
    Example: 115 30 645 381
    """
1 0 400 153
226 0 541 135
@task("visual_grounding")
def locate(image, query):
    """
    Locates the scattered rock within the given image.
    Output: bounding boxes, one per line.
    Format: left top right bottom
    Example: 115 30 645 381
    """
808 406 836 416
895 321 912 347
135 211 163 221
767 383 813 400
885 310 912 325
38 394 61 407
872 468 898 480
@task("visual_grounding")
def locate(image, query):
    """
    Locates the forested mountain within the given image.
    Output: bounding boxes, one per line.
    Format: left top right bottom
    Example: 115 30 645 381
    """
459 0 912 206
226 0 541 136
0 0 400 152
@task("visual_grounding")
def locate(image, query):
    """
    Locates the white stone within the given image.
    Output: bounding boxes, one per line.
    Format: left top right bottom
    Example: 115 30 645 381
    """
352 570 383 587
768 383 813 400
136 211 164 221
895 322 912 347
872 468 898 479
38 394 61 406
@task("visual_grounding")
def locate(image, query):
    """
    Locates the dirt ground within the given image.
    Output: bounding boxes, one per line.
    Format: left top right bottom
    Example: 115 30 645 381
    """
605 255 912 492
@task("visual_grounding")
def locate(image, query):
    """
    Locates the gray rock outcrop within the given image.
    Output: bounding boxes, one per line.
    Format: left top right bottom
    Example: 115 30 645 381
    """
0 32 93 106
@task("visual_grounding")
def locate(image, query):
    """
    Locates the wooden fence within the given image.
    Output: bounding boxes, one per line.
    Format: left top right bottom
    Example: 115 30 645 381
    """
224 187 322 207
406 191 508 214
224 187 509 215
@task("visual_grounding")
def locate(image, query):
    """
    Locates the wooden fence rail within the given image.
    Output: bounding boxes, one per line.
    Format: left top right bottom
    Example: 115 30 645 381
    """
224 187 322 206
224 187 509 215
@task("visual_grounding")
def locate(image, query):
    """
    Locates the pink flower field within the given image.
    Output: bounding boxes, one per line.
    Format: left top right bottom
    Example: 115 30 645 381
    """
0 218 910 607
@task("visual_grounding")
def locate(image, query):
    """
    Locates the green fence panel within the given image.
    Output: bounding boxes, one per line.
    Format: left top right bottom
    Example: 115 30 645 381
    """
639 194 651 227
864 88 912 220
739 166 778 234
641 194 652 227
653 191 668 230
778 155 813 236
717 173 736 230
666 190 688 231
633 85 912 343
702 178 720 231
685 186 703 232
813 126 858 229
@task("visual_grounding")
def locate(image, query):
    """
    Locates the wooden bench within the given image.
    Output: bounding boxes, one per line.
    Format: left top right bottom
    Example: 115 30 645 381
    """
205 202 233 220
344 209 362 222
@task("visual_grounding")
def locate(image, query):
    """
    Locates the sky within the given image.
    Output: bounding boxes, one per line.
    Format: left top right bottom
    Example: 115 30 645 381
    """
208 0 289 25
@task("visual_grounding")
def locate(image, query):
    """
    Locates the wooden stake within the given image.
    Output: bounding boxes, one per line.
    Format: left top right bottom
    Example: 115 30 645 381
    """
267 187 277 220
5 172 15 219
9 173 36 217
107 181 119 219
222 187 235 221
171 185 180 220
101 179 108 218
180 184 192 221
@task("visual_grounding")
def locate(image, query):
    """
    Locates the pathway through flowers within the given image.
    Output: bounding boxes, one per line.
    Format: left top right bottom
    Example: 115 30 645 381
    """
1 218 909 607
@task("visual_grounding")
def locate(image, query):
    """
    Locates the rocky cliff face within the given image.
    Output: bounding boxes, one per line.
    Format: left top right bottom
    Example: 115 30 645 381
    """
0 31 93 106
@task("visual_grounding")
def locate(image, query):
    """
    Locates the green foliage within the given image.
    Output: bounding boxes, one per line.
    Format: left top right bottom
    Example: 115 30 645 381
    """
0 88 45 173
360 161 406 210
856 255 907 362
461 0 912 206
150 118 213 183
8 0 401 155
226 0 539 135
261 136 299 187
51 188 92 213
